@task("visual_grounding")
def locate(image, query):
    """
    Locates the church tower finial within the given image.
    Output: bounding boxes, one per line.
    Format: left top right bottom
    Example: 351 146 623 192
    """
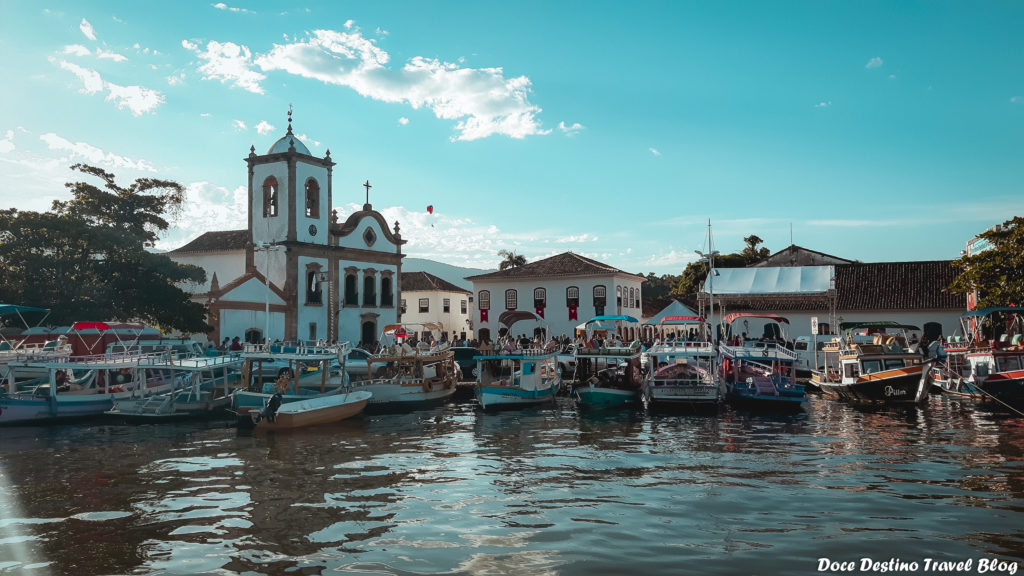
286 104 293 135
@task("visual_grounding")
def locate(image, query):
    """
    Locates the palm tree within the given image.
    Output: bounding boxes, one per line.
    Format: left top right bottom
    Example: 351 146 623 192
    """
498 249 527 270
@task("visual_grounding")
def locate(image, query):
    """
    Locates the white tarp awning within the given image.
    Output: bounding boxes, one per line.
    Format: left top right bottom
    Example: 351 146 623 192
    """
702 266 833 295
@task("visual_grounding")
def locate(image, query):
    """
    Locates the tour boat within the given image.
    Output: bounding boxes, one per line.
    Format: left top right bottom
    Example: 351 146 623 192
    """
813 321 931 405
246 389 372 430
571 315 643 409
933 308 1024 413
0 351 178 425
348 342 459 412
106 355 244 421
718 313 805 410
475 311 562 410
641 316 723 412
231 342 351 420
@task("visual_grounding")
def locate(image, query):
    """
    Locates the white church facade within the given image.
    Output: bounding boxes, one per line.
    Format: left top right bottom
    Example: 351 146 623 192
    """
169 113 405 346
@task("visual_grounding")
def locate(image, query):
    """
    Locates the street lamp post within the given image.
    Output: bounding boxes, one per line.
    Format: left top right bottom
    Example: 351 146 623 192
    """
255 241 281 345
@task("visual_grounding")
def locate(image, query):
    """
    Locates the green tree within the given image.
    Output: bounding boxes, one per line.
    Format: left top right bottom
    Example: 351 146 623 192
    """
949 216 1024 308
498 249 527 270
0 164 210 332
740 234 770 264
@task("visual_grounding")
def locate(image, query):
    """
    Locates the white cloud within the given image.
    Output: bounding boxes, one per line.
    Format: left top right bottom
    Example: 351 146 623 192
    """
865 57 883 69
558 121 584 136
56 59 104 94
398 117 409 125
295 133 321 147
233 119 247 130
96 47 129 62
185 40 266 94
344 20 355 29
157 182 248 249
255 120 274 135
814 100 831 108
39 133 157 172
254 28 549 141
80 18 96 41
63 44 91 57
212 2 252 13
649 148 661 156
167 72 185 86
0 130 15 154
556 233 598 243
104 82 165 116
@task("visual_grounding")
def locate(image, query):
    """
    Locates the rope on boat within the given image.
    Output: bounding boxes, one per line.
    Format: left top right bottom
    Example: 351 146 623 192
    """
973 381 1024 417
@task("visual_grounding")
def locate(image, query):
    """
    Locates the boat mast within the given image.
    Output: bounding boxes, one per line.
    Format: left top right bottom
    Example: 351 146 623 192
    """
696 219 719 344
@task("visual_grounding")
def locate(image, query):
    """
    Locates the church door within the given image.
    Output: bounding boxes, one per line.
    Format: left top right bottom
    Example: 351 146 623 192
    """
361 321 376 348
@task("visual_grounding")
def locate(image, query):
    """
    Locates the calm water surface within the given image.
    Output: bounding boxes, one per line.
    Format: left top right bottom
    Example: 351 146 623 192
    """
1 393 1022 575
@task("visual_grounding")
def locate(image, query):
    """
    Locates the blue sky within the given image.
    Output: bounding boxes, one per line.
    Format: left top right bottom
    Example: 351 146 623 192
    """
1 1 1022 275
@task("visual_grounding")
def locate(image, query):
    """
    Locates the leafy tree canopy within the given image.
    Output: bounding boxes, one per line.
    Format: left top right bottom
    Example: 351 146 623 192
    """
0 164 210 333
672 235 770 295
949 216 1024 308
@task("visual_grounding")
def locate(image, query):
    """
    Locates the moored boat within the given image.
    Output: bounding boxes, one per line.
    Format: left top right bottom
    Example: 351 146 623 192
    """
641 316 723 413
719 313 805 411
106 355 244 421
571 315 643 409
246 389 372 430
231 342 351 422
934 307 1024 413
475 311 561 411
814 321 931 406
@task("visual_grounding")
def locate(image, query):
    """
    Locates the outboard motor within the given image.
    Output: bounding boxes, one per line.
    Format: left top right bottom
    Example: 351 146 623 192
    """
252 392 283 424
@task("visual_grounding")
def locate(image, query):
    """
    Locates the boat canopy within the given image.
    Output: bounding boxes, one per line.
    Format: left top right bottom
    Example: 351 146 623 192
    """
70 321 154 332
840 321 920 332
703 266 833 295
660 315 705 325
962 307 1021 318
498 310 542 328
0 304 50 316
721 313 790 325
586 315 639 325
381 322 444 335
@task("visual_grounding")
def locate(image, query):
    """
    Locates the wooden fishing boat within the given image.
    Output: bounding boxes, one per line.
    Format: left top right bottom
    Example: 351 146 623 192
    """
719 313 805 411
932 308 1024 413
231 342 351 419
475 311 561 411
247 389 371 430
571 315 643 409
642 316 723 412
105 355 244 421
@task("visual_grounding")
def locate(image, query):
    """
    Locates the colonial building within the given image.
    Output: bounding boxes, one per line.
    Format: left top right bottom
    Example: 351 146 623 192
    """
399 271 474 343
465 252 645 343
699 261 964 340
169 113 405 346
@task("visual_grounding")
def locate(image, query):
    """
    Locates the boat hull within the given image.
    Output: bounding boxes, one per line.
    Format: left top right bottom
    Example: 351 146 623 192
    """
349 379 456 413
975 371 1024 411
573 385 639 409
248 391 371 429
726 385 806 412
641 381 722 413
819 365 930 405
475 383 557 411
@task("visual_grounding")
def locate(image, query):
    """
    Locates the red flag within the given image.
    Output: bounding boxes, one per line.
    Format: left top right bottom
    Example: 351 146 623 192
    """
480 309 488 323
535 307 545 319
569 306 578 321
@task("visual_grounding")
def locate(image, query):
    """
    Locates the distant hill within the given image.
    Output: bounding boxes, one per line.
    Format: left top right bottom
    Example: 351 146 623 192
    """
402 258 493 291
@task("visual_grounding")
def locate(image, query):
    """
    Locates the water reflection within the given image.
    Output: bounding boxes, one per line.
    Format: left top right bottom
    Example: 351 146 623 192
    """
0 396 1021 574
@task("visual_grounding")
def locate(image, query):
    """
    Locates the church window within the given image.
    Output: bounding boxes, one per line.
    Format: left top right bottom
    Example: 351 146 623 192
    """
304 178 320 219
381 275 394 307
363 227 377 246
263 176 278 217
461 300 467 314
443 298 451 313
630 287 637 308
533 288 546 309
505 289 518 310
478 290 490 310
306 270 323 305
363 275 377 306
345 272 359 306
309 323 317 341
616 286 622 307
244 328 262 344
566 286 579 307
419 298 430 313
594 285 606 316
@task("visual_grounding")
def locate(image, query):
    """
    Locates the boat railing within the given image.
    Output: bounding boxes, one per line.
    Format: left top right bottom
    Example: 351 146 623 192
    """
243 342 350 357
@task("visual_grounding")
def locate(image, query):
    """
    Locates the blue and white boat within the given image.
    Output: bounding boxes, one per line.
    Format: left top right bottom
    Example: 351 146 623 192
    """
232 342 352 419
642 316 723 412
719 313 805 411
571 315 643 409
475 311 561 410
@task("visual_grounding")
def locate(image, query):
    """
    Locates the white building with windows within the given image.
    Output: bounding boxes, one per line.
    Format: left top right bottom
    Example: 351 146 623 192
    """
169 112 405 346
398 272 473 343
465 252 645 344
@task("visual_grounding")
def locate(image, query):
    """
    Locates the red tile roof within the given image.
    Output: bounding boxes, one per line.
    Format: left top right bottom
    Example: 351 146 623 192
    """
465 252 643 281
401 271 471 294
167 230 248 254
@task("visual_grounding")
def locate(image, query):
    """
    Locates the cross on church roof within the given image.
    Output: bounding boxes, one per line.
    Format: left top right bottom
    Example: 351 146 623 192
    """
363 180 372 206
286 104 293 135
